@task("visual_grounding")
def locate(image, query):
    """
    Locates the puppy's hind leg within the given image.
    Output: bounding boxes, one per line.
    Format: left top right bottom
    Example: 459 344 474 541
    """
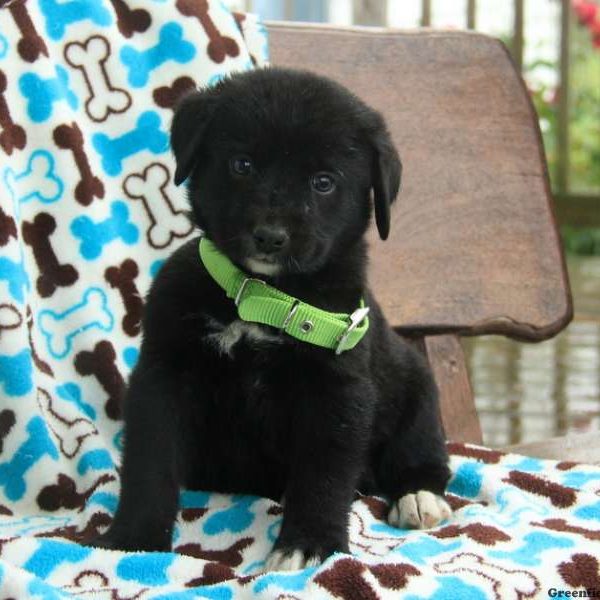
375 380 452 530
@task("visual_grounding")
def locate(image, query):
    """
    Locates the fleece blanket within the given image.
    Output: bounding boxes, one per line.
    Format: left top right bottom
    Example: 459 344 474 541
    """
1 1 600 598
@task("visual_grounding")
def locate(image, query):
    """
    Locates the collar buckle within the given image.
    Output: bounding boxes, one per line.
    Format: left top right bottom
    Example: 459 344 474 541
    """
280 300 300 332
335 307 370 355
235 277 266 307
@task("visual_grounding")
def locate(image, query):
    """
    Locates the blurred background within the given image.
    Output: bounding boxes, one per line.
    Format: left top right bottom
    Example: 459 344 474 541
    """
225 0 600 448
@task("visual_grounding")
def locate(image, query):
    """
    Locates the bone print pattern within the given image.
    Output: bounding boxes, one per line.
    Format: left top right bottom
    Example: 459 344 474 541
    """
2 2 600 599
0 0 264 582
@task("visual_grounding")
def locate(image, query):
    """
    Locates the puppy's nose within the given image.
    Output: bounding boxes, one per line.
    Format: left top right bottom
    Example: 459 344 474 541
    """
253 226 289 254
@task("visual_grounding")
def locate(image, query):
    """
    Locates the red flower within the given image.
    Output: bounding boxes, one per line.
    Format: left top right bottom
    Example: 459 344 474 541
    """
572 0 598 25
572 0 600 50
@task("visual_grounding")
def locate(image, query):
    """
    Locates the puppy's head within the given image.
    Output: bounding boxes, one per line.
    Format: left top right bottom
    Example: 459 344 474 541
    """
171 68 401 277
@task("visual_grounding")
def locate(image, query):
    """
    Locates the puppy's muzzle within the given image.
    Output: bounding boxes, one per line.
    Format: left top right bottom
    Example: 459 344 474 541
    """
252 226 289 255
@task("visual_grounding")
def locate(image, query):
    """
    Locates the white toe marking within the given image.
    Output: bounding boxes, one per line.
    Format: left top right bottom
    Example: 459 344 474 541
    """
388 491 452 529
264 549 321 572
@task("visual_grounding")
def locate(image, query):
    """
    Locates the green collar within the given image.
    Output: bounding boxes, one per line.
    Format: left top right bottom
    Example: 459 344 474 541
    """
198 237 370 354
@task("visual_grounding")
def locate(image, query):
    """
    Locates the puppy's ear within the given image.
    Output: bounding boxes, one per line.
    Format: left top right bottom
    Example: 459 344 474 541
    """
371 127 402 241
171 89 218 186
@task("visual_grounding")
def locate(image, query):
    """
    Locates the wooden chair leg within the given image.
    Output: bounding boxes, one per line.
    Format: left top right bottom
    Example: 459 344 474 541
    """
424 334 483 445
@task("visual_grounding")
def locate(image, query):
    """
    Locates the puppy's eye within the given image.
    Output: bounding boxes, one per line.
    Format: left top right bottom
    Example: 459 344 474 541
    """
230 156 253 176
310 172 336 195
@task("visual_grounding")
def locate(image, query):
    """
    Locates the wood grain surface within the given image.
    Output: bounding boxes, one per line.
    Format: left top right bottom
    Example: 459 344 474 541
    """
269 23 573 341
425 334 483 444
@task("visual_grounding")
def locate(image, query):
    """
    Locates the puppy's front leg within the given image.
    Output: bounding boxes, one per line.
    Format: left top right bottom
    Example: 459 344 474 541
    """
89 363 180 552
266 382 373 571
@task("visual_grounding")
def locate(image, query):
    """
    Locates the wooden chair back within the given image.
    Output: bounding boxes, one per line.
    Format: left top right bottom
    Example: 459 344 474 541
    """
268 22 573 443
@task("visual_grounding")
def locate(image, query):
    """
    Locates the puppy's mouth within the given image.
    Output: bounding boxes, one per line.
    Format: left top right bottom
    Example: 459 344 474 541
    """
245 254 282 277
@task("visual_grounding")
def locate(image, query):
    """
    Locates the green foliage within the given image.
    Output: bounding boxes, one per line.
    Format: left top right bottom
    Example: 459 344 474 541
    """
569 20 600 193
561 225 600 255
523 15 600 254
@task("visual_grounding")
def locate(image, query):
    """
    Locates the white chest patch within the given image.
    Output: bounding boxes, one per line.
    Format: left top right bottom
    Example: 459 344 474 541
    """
205 318 283 357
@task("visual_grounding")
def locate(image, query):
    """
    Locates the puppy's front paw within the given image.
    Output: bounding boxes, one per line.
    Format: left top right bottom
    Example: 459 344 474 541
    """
388 491 451 529
264 548 322 572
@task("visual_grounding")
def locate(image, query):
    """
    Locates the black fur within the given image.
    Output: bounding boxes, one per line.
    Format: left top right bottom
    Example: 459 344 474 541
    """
90 68 450 562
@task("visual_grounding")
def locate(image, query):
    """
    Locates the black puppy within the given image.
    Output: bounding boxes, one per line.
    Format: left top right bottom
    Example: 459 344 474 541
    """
92 67 451 570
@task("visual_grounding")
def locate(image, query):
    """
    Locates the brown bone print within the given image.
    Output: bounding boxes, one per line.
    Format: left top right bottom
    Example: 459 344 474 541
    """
370 563 422 591
64 569 146 599
0 70 26 155
359 495 388 521
445 493 487 511
435 553 540 599
556 461 579 471
22 212 79 298
314 557 420 599
27 306 53 376
37 473 115 512
0 204 17 247
104 259 142 337
176 0 240 63
75 341 124 420
185 562 236 587
153 76 196 110
503 471 577 509
0 304 22 335
65 36 132 123
174 538 253 566
433 523 511 545
447 443 505 464
9 0 48 62
533 518 600 541
123 162 193 249
559 553 600 591
40 512 111 544
53 123 105 205
0 409 16 454
37 387 97 457
108 0 151 37
181 507 209 522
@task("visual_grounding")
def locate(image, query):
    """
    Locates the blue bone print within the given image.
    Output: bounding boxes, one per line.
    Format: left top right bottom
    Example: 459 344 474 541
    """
120 22 196 88
151 588 233 600
0 255 30 303
92 111 168 176
0 33 8 59
24 539 91 578
86 490 118 513
0 349 33 397
38 287 114 359
575 499 600 521
116 553 175 585
123 346 139 370
70 200 139 260
394 536 462 565
0 416 59 501
3 150 64 208
19 66 77 122
489 531 574 566
56 382 96 420
203 496 258 535
253 567 318 594
29 577 70 600
38 0 112 41
447 461 484 498
77 449 113 475
563 470 600 489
